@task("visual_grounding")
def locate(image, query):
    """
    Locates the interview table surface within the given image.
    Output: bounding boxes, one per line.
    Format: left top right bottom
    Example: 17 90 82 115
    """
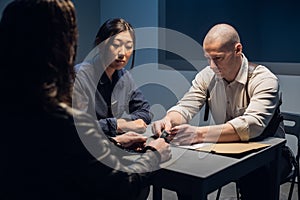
150 137 286 200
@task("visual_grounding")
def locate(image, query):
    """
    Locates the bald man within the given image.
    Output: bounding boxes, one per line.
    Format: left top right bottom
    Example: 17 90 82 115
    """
152 23 291 200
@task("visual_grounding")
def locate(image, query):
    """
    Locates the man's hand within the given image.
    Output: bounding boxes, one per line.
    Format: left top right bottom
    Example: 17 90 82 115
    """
151 117 172 137
170 124 199 145
117 119 147 133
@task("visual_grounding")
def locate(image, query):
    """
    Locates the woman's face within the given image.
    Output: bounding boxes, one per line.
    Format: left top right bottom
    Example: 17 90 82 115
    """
106 31 134 70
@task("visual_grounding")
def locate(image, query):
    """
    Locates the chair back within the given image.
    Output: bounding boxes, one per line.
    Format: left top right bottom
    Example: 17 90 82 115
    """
282 112 300 160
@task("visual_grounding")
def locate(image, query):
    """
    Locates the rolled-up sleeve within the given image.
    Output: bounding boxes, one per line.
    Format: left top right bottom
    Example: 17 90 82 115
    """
228 68 279 141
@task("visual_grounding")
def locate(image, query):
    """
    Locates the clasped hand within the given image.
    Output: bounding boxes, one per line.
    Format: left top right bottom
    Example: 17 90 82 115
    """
117 118 147 133
114 132 171 162
152 118 199 145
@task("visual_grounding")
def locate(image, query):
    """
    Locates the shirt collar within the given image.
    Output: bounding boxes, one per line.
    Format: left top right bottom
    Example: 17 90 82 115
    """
233 53 249 86
99 71 110 85
99 69 123 85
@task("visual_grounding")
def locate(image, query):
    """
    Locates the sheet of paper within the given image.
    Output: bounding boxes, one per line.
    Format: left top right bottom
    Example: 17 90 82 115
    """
196 142 271 154
178 143 211 150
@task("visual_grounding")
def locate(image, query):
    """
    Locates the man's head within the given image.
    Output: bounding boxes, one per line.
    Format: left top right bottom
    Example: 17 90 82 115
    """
203 23 243 82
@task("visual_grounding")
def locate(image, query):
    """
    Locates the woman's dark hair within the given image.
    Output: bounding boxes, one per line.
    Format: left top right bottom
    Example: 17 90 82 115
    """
0 0 78 110
94 18 136 69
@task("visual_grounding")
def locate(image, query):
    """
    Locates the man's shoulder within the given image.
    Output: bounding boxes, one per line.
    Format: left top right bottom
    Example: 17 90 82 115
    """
252 65 278 80
248 64 279 91
194 66 215 83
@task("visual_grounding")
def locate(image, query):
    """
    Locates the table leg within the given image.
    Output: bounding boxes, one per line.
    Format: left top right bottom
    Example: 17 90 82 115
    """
152 185 162 200
269 147 281 200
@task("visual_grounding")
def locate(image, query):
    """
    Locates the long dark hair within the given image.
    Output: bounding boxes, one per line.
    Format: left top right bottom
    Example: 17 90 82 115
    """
0 0 78 111
94 18 136 69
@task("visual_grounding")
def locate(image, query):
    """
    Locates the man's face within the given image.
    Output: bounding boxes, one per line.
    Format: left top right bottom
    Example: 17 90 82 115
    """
203 41 240 80
106 31 134 70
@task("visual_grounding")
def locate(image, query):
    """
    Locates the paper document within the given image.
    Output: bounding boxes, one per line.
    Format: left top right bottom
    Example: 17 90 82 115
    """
178 143 211 150
179 142 270 155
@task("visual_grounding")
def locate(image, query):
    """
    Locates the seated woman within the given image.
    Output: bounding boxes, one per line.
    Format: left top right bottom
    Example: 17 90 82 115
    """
74 18 151 137
0 1 170 199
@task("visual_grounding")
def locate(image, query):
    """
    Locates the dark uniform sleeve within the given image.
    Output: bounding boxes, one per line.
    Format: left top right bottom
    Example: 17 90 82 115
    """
129 88 152 125
71 109 160 199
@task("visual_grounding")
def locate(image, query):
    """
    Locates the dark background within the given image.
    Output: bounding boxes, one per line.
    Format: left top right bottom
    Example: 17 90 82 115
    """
159 0 300 74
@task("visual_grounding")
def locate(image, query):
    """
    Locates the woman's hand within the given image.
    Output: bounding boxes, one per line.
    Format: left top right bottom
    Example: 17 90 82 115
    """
147 138 171 162
114 131 147 148
117 119 147 133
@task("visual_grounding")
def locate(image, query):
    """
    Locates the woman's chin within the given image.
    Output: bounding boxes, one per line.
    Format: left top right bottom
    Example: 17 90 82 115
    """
109 63 126 70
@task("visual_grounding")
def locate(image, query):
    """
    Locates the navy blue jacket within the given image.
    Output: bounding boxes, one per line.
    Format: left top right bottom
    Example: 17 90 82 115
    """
74 62 151 136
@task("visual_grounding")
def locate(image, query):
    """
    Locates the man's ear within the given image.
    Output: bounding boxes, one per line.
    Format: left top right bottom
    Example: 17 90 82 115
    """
235 43 243 55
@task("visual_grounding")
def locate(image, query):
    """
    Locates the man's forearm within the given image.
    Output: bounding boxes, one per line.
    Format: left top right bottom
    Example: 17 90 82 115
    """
198 123 241 143
166 111 188 126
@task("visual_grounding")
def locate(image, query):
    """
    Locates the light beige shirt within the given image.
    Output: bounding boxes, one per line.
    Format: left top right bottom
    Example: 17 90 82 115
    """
168 55 284 141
